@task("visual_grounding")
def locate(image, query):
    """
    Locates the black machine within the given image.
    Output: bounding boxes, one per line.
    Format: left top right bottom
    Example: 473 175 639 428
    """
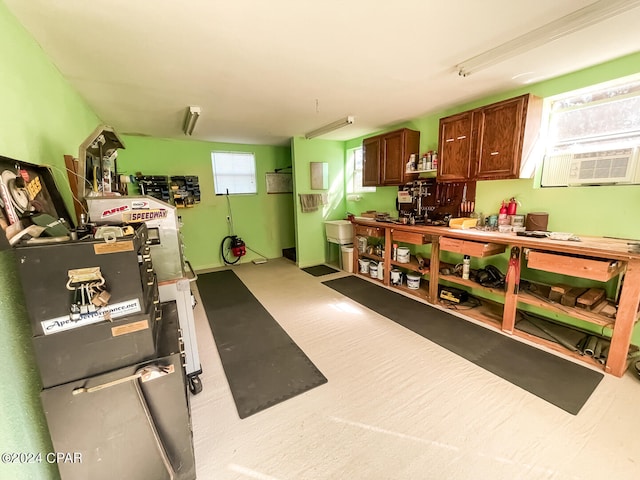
397 179 477 225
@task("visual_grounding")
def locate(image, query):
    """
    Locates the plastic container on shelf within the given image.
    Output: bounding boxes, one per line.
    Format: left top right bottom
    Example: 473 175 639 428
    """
406 273 421 289
369 261 378 278
397 247 411 263
358 258 370 274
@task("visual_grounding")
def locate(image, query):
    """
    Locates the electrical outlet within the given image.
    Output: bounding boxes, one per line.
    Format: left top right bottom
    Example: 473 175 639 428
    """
226 216 231 222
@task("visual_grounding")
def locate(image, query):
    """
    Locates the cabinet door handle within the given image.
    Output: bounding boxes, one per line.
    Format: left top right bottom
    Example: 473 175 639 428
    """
457 135 466 140
445 138 454 143
490 151 500 156
72 364 175 395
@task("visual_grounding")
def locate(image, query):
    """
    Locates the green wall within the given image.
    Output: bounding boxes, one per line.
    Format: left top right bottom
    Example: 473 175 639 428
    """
0 3 101 479
117 136 294 270
291 137 347 267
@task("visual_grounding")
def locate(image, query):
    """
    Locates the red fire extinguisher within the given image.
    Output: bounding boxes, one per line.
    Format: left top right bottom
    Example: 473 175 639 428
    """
507 197 518 216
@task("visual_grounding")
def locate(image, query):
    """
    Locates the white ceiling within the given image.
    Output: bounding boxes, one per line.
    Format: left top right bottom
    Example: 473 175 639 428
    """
5 0 640 146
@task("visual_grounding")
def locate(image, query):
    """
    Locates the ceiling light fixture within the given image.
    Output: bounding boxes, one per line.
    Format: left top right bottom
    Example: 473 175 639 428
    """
456 0 640 77
305 116 355 139
182 106 201 135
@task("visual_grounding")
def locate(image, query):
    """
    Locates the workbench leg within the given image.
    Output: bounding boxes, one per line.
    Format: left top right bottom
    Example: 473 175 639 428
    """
502 245 520 334
605 259 640 377
383 228 391 286
429 236 440 304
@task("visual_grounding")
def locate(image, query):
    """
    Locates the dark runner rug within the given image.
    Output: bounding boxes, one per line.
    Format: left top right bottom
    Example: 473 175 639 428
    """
197 270 327 418
302 264 340 276
323 275 603 415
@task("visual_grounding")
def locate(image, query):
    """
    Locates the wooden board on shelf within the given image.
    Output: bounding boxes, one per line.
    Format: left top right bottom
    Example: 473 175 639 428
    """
360 252 384 263
437 297 504 330
391 255 429 274
512 327 604 371
439 273 506 298
390 282 430 302
517 290 615 329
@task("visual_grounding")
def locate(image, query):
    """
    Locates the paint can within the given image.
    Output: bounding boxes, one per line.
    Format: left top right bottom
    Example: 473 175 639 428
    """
406 273 421 290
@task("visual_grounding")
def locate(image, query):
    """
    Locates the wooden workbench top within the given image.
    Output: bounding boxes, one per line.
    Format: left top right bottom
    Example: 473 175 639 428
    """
351 217 640 261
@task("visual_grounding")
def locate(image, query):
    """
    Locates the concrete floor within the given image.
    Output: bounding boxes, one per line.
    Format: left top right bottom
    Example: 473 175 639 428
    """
190 258 640 480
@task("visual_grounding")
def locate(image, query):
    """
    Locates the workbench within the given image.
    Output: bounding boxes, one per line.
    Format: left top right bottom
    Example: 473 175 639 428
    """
351 218 640 377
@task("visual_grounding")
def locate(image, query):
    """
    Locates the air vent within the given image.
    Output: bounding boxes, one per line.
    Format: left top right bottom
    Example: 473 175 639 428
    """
542 147 640 186
568 147 639 185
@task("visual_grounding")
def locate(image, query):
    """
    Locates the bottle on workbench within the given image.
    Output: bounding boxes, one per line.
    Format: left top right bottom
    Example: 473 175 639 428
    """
462 255 470 280
498 200 509 226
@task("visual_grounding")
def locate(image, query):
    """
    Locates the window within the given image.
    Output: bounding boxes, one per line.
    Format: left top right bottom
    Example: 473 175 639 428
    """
211 151 257 195
541 75 640 187
347 147 375 194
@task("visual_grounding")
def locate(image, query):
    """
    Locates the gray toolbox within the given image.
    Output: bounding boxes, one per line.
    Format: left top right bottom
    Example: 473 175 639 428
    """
15 223 155 336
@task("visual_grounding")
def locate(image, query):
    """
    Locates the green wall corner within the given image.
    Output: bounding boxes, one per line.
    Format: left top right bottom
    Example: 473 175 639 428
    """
291 137 347 268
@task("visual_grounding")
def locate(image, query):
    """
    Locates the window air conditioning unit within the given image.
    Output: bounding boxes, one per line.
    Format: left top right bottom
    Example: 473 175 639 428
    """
542 146 640 186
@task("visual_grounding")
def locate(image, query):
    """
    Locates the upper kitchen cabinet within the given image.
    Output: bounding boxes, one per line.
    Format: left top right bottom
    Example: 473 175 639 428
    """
474 94 543 180
362 136 381 186
437 94 543 182
438 111 473 182
362 128 420 186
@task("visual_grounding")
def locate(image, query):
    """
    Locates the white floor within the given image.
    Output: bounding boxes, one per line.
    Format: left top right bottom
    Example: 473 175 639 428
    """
190 258 640 480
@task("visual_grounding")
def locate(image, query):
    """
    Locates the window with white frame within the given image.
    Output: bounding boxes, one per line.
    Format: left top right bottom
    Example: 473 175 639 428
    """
211 151 257 195
347 147 375 193
540 75 640 187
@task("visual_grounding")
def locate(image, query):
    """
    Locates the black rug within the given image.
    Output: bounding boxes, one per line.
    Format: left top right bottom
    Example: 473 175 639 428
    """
323 275 603 415
197 270 327 418
302 264 339 276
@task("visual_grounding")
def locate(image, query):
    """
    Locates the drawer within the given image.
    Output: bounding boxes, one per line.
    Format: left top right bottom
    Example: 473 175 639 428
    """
527 250 624 281
440 237 506 257
355 225 384 238
392 230 430 245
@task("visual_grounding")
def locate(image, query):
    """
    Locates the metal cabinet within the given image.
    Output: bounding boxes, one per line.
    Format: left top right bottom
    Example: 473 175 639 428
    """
41 303 195 480
14 225 195 479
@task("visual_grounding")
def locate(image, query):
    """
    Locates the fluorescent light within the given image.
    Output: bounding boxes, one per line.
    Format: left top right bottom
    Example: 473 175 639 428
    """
456 0 640 77
305 116 355 139
182 105 201 135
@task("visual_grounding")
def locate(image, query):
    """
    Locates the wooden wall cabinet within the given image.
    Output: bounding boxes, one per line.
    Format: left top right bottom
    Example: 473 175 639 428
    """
437 94 543 182
438 111 473 182
362 136 381 186
362 128 420 186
